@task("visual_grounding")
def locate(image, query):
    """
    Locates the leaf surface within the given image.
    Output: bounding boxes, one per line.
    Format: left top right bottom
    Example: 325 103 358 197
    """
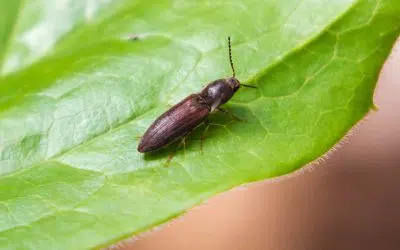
0 0 399 249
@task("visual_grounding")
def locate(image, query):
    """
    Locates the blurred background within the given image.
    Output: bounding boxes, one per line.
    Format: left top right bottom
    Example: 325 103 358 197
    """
122 39 400 250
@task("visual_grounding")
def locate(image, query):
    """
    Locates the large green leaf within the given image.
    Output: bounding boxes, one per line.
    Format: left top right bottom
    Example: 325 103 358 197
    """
0 0 399 249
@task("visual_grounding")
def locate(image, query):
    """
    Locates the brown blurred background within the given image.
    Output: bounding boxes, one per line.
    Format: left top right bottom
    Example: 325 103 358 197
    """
122 40 400 250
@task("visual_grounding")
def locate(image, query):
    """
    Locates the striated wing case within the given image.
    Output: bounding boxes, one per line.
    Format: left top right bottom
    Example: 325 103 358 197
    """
138 94 210 152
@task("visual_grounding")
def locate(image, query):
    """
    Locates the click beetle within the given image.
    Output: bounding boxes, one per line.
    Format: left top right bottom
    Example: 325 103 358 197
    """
138 37 255 153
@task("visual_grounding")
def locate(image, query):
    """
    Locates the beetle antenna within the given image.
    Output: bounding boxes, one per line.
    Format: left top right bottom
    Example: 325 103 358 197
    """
241 83 257 88
228 36 236 78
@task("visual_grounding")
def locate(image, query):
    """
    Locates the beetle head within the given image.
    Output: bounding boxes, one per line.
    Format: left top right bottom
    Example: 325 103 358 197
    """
226 77 241 92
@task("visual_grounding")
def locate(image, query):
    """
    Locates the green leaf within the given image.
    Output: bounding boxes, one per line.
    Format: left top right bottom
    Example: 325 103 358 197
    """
0 0 399 249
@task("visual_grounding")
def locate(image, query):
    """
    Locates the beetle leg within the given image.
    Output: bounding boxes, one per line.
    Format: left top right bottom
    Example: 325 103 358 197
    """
165 137 187 167
165 154 174 167
200 120 210 154
164 137 186 166
178 136 187 159
217 107 244 121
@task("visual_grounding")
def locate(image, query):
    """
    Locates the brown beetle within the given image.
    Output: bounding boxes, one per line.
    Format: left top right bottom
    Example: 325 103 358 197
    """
138 37 255 153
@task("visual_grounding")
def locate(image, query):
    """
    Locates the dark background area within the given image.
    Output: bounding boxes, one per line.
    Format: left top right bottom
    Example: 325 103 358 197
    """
121 40 400 250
